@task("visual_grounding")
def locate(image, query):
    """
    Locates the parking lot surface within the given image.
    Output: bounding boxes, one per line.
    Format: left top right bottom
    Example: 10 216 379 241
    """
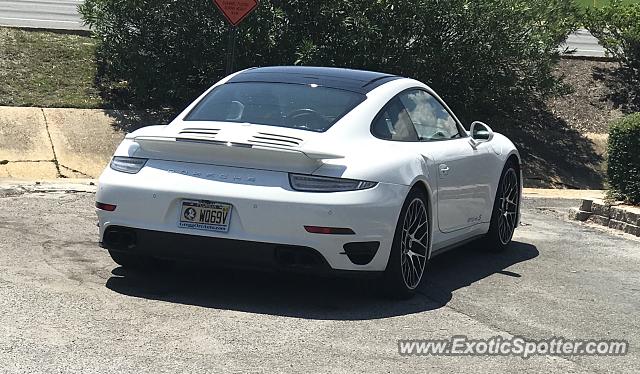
0 191 638 373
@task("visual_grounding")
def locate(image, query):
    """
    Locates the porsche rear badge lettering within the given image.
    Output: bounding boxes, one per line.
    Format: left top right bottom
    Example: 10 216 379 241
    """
167 169 256 183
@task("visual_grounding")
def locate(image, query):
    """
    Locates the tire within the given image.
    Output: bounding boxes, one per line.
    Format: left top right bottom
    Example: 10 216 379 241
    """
483 161 520 252
381 188 430 299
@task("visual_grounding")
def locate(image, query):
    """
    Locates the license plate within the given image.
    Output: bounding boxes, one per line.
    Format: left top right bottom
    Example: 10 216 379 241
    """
178 200 233 233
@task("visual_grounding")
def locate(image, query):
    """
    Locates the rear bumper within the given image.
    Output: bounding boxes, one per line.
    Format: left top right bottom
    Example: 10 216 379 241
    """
96 160 409 272
101 226 383 277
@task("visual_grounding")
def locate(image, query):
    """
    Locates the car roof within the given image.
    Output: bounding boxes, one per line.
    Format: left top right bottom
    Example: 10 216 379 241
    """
227 66 402 94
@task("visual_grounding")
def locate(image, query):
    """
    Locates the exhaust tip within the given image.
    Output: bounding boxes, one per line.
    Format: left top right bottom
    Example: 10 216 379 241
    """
104 228 137 249
274 246 325 269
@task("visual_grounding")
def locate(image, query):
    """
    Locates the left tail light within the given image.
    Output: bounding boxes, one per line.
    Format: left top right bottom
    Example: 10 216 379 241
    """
110 157 147 174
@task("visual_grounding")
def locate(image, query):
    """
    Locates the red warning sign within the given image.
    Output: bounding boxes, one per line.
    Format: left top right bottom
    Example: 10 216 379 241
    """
213 0 259 26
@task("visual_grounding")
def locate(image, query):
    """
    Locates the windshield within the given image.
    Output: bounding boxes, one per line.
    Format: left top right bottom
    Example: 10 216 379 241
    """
185 82 366 132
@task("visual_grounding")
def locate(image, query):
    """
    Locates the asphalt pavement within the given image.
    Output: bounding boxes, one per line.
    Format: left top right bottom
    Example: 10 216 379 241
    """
0 187 637 373
0 0 87 31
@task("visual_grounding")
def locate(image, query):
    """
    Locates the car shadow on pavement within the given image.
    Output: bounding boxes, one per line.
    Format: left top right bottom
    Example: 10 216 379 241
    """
105 241 538 321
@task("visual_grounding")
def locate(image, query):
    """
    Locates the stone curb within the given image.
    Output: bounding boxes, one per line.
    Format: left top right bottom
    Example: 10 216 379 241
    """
572 198 640 237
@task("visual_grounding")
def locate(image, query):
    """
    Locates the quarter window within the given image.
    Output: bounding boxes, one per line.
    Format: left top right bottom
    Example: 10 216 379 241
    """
398 90 461 141
371 98 419 142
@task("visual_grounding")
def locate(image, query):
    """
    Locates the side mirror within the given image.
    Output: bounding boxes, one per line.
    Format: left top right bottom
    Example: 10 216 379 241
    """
470 121 494 144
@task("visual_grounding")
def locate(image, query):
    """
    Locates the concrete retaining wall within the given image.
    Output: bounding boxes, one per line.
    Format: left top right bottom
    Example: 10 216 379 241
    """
0 106 164 179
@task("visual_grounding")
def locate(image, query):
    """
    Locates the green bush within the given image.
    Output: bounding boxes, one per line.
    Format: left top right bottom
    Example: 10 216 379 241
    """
584 0 640 73
608 113 640 204
80 0 578 115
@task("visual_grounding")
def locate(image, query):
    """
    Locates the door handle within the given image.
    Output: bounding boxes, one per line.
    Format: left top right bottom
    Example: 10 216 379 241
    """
439 164 450 178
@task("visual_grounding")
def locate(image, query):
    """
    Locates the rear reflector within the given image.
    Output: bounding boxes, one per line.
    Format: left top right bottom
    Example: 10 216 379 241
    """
96 202 117 212
304 226 355 235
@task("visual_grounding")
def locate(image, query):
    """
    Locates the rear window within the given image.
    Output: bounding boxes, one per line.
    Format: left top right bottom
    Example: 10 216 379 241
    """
185 82 366 132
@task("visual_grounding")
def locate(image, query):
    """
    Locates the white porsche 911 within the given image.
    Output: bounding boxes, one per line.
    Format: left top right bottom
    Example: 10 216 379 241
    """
96 66 521 298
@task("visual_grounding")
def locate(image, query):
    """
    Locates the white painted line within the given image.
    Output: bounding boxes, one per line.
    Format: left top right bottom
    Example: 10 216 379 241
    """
0 16 78 24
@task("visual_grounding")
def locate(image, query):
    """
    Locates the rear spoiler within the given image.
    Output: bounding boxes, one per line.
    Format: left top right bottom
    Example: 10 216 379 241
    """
133 135 344 161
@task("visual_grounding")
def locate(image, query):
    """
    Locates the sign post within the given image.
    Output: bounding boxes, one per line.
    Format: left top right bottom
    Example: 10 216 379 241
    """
225 25 238 75
213 0 259 75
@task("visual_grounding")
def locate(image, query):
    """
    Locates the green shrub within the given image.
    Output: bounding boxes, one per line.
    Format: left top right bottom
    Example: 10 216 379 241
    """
584 1 640 113
584 0 640 73
80 0 578 115
608 113 640 204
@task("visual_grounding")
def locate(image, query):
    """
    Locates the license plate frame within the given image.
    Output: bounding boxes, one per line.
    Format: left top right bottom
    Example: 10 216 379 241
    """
178 200 233 233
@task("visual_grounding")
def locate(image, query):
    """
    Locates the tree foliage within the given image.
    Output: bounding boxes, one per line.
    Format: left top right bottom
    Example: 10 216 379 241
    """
584 0 640 112
80 0 578 118
584 0 640 74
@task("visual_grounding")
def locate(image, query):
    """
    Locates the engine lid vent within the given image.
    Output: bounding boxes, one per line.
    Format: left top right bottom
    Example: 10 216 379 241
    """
249 132 303 148
178 128 221 140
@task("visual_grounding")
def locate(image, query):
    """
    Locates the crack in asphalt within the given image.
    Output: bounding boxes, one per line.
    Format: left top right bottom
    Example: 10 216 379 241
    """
59 163 92 178
0 159 55 163
40 108 64 179
415 289 587 370
0 160 94 179
417 288 519 337
35 110 94 178
0 187 95 198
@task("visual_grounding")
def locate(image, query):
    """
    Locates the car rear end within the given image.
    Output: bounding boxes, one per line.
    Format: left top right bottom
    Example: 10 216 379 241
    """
96 73 408 274
97 154 406 273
